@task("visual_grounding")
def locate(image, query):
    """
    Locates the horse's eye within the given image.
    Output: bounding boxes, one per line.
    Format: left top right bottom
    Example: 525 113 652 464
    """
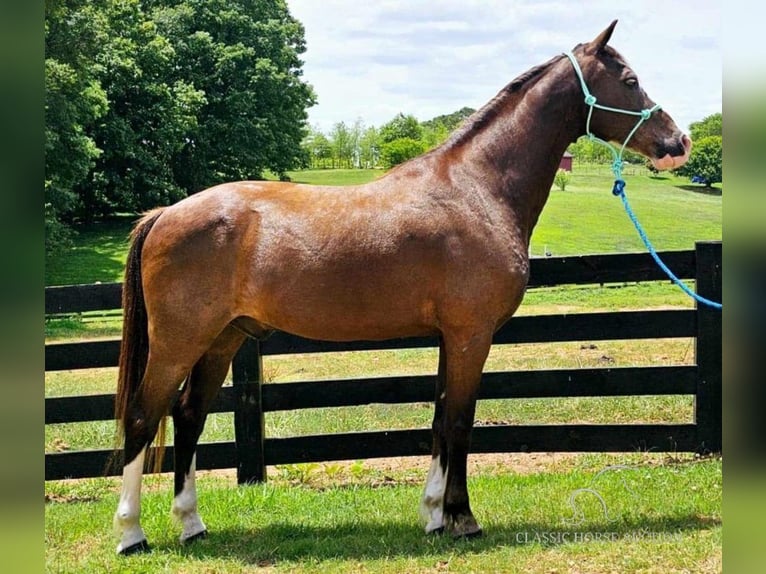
625 77 638 87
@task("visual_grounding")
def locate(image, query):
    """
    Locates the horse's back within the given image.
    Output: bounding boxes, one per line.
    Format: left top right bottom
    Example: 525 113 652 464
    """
139 177 527 341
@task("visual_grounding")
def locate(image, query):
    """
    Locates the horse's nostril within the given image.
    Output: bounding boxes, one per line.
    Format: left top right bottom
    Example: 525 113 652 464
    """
681 134 692 152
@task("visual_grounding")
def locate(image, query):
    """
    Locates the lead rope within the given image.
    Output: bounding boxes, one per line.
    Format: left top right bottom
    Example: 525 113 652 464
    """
563 51 722 310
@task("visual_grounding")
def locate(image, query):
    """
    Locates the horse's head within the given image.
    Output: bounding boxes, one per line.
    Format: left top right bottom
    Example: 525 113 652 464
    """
570 20 692 171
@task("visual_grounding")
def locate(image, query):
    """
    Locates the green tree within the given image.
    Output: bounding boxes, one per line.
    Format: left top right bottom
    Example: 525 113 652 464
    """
380 113 423 143
80 0 205 218
302 125 332 168
675 135 722 187
380 137 426 168
45 0 110 251
689 113 722 141
421 122 450 149
152 0 316 190
567 136 612 163
359 126 381 168
330 121 352 168
553 169 571 191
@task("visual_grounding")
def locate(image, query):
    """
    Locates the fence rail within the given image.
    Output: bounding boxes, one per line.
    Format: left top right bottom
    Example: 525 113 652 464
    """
44 243 721 482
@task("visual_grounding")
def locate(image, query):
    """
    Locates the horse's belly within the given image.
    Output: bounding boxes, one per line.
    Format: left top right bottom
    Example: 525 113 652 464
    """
258 285 439 342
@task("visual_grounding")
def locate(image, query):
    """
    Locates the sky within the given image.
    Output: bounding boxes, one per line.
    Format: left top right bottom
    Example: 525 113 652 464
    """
285 0 722 135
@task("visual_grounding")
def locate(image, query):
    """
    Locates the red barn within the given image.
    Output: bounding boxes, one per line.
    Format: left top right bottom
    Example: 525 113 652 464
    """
559 151 573 171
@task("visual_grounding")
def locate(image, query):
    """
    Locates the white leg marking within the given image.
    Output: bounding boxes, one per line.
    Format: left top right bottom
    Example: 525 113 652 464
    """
114 448 148 553
419 456 448 533
171 454 207 542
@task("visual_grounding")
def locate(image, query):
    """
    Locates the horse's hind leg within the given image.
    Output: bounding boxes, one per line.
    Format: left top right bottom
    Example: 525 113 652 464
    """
171 326 246 544
114 356 194 554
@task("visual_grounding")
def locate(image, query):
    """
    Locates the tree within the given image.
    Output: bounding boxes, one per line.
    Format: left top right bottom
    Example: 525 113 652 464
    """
359 126 381 168
567 136 612 163
675 135 722 187
79 0 205 218
380 113 423 143
330 121 352 168
380 137 426 168
302 125 332 168
45 0 110 251
152 0 316 190
553 169 571 191
689 113 722 141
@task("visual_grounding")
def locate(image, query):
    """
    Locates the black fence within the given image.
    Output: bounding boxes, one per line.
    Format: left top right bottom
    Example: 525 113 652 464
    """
45 242 721 482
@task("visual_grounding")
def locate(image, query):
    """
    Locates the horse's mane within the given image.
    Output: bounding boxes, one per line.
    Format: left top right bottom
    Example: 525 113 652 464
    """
441 54 567 149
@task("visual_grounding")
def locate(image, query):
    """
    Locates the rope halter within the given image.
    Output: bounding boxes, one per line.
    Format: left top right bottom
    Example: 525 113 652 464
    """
564 51 661 195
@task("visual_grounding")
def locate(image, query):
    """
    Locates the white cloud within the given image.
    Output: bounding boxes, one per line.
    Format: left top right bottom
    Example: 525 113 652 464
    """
287 0 721 133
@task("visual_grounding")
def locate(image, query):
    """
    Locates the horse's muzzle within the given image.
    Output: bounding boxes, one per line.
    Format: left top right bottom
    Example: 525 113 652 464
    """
651 133 692 171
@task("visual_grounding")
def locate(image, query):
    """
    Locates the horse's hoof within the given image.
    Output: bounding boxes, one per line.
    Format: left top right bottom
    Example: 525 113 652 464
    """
446 514 483 539
426 526 445 536
181 529 208 545
118 539 151 556
453 526 483 540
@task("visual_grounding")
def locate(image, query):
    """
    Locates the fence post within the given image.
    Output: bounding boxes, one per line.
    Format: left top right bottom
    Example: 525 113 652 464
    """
232 337 266 483
694 241 722 454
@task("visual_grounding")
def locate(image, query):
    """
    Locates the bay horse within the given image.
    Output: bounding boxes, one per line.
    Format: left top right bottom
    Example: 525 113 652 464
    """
113 20 691 554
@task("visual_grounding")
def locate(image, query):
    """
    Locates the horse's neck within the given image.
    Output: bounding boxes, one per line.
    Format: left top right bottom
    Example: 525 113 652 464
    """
450 60 583 237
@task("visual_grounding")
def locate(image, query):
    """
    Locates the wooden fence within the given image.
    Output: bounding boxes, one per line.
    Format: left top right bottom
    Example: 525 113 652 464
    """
45 242 721 482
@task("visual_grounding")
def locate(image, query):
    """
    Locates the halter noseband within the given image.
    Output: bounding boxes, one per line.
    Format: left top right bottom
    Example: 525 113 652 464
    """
564 51 661 195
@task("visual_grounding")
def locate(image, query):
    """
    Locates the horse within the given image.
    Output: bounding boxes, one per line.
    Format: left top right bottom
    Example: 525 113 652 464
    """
113 20 691 554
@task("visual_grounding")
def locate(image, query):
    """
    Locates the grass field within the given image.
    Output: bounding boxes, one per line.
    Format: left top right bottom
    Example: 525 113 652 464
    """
45 455 721 573
45 164 722 573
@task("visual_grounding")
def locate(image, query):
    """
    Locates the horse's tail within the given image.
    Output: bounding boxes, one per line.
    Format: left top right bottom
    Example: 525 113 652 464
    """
114 208 166 474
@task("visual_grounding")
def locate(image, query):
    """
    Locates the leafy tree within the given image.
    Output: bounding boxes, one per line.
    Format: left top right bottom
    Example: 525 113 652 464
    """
567 136 612 163
359 126 381 168
380 137 426 168
79 0 205 218
422 122 450 149
45 0 110 251
553 169 571 191
152 0 316 190
380 113 423 144
330 121 352 168
689 113 722 141
675 135 722 187
302 125 332 168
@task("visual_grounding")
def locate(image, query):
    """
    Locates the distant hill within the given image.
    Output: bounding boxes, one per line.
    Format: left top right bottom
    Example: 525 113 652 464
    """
421 106 476 132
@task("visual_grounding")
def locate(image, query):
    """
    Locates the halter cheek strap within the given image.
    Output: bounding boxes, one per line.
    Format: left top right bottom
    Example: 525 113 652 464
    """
564 51 661 194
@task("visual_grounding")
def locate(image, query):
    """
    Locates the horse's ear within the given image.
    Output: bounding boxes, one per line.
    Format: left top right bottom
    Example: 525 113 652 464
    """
586 20 618 54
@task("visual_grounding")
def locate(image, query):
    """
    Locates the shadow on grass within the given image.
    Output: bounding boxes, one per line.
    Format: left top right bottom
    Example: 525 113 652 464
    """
674 184 722 196
161 513 720 564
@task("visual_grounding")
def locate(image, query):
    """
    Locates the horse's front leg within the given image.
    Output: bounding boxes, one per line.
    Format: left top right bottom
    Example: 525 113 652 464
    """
421 326 492 538
420 337 448 533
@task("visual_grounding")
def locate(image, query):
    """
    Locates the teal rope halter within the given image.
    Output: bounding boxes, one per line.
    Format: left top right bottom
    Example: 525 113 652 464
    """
564 51 722 310
564 51 661 194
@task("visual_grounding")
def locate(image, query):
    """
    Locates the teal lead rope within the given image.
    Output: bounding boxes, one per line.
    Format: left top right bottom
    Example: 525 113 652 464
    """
563 51 722 310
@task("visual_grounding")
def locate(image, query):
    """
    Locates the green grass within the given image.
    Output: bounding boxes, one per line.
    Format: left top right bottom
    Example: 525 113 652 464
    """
45 455 721 573
531 169 721 257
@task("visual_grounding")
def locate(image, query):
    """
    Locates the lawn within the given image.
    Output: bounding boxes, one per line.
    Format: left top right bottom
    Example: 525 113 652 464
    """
45 455 721 573
45 164 722 573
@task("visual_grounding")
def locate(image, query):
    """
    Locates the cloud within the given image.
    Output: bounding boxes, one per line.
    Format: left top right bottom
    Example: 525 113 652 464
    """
287 0 721 133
